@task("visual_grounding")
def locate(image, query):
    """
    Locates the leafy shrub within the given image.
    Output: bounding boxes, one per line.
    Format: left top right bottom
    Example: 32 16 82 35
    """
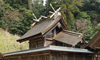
0 28 29 53
76 12 90 20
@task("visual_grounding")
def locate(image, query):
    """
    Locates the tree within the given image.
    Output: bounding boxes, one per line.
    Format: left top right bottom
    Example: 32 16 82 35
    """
32 0 46 18
28 0 32 9
4 0 28 9
9 10 33 35
51 0 83 29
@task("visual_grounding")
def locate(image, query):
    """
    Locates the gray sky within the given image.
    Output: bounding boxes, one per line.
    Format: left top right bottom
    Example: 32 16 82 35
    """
32 0 46 6
43 0 46 6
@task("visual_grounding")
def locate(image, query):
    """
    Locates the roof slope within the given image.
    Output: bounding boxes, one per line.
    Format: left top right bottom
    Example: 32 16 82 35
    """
17 16 62 41
3 45 93 56
53 30 83 46
86 31 100 48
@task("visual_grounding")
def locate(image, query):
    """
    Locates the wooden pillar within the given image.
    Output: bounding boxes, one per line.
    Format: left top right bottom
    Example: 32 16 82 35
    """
96 54 98 60
73 53 75 60
83 54 85 60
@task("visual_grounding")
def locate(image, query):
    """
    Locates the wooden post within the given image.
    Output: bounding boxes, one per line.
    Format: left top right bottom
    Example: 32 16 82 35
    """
96 54 98 60
83 54 85 60
54 29 56 36
74 53 75 60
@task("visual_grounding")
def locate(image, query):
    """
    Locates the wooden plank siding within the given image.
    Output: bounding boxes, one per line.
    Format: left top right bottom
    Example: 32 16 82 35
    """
50 51 93 60
0 51 93 60
1 51 50 60
29 37 44 49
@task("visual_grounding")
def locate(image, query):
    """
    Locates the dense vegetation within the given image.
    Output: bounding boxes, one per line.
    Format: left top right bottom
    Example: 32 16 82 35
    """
0 28 28 53
0 0 100 51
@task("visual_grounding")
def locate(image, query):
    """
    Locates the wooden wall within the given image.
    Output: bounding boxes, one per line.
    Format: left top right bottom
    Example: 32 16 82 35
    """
0 51 93 60
29 37 44 49
50 51 93 60
0 51 50 60
44 40 54 46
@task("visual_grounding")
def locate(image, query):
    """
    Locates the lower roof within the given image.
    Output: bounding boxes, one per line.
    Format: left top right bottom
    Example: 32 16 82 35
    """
53 30 84 46
4 45 93 56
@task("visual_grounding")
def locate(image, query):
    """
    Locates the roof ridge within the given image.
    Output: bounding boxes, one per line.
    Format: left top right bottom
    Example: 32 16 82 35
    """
63 30 83 35
63 30 83 39
33 18 51 27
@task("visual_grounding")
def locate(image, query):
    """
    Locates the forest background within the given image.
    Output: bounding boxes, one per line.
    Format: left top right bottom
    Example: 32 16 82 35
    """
0 0 100 53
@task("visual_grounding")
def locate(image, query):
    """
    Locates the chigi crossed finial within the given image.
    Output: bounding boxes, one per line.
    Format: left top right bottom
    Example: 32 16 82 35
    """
31 3 61 28
49 3 61 18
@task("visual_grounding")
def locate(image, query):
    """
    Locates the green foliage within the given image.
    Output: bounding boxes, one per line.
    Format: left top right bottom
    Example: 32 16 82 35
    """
84 23 100 40
4 0 28 9
0 28 29 53
0 0 100 51
32 0 46 18
0 18 8 29
82 0 100 12
52 0 82 29
9 10 33 35
76 12 90 20
67 12 75 29
84 26 94 40
0 1 34 35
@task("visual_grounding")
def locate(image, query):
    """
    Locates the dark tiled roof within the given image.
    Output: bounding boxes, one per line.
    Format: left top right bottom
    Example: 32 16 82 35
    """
17 16 61 41
53 30 83 46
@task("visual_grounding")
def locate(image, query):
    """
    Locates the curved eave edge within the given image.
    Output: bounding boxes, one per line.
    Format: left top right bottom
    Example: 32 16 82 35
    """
17 33 42 43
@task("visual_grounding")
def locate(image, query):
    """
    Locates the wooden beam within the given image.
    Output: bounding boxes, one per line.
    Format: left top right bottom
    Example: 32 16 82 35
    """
17 33 43 43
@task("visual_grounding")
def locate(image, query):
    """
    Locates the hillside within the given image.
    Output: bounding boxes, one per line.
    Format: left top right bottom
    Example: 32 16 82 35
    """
0 28 29 53
1 0 100 53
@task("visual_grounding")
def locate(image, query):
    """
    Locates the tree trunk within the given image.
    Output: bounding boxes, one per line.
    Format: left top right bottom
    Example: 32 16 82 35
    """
28 0 32 10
